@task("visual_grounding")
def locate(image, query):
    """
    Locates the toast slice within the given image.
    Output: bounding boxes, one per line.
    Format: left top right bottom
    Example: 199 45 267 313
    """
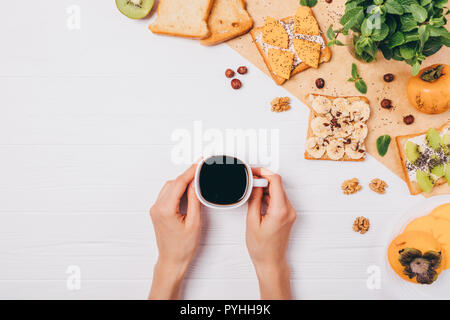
396 122 450 195
304 94 371 162
149 0 214 39
201 0 253 46
250 15 331 85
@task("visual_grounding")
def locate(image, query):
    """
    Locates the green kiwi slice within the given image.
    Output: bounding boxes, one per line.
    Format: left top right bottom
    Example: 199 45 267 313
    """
445 164 450 185
406 141 420 164
416 170 434 193
426 128 441 151
116 0 154 19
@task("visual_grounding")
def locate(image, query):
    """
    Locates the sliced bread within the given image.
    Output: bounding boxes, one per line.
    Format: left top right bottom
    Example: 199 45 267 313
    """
201 0 253 46
149 0 214 39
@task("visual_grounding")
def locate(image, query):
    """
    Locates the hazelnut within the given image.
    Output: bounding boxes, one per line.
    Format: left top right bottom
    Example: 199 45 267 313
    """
325 0 333 3
403 115 415 125
231 79 242 90
225 69 235 78
383 73 394 82
237 66 248 74
315 78 325 89
380 99 392 109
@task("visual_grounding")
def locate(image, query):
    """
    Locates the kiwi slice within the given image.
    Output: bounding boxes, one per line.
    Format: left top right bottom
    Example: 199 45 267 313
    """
416 170 434 193
116 0 154 19
426 128 441 151
406 141 420 164
442 133 450 155
445 164 450 185
431 163 444 177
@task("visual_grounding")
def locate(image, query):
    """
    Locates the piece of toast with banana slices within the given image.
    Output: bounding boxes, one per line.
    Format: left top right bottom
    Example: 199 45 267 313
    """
395 122 450 195
304 94 371 161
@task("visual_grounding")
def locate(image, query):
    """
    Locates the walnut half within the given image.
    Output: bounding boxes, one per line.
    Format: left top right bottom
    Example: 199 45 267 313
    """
271 97 291 112
353 216 370 234
369 178 388 194
341 178 362 195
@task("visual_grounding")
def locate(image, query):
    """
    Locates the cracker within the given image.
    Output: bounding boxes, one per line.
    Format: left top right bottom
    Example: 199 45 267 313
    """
250 14 332 85
294 6 319 36
293 38 321 69
262 17 289 49
268 48 294 80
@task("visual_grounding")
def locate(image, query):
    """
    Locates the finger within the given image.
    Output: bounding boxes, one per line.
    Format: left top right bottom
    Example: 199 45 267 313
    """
169 164 197 201
185 182 202 228
251 167 262 177
247 186 263 226
256 168 285 205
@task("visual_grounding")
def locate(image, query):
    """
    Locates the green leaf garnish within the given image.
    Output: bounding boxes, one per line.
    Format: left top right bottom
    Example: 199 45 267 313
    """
299 0 318 7
355 79 368 94
348 64 367 94
377 135 392 157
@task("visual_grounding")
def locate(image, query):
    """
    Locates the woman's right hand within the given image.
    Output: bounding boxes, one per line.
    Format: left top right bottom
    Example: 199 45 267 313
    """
245 168 297 300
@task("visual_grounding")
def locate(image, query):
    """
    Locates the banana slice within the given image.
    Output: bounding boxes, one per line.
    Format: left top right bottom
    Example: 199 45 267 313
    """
306 137 325 158
326 139 345 160
311 116 332 138
331 98 350 118
311 95 332 115
345 141 366 160
353 122 368 140
334 120 354 138
349 100 371 122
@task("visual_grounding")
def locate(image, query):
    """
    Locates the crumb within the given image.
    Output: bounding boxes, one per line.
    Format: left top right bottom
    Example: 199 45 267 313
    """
353 216 370 234
341 178 362 195
271 97 291 112
369 178 388 194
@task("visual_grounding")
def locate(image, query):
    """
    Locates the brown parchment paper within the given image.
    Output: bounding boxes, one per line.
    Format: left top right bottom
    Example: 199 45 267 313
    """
228 0 450 196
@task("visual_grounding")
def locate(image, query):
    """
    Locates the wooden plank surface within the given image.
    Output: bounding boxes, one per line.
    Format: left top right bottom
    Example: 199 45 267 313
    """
0 0 447 300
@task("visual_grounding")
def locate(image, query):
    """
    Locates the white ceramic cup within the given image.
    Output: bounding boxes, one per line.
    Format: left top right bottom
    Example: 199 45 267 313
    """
194 155 268 210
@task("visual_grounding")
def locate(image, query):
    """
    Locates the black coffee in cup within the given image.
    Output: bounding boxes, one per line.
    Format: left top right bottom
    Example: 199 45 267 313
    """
199 155 249 205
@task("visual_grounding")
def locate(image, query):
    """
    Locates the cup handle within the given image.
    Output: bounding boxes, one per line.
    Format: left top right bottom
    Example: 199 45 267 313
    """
253 178 268 188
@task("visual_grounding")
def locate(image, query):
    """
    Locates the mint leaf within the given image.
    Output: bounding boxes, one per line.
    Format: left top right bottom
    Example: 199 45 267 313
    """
300 0 318 7
341 7 364 33
410 3 428 23
434 0 448 8
412 60 422 75
326 25 336 40
429 26 450 38
372 23 390 41
418 25 430 49
388 31 406 48
386 0 405 15
376 135 392 157
355 79 367 94
361 19 372 36
351 63 359 79
399 43 416 59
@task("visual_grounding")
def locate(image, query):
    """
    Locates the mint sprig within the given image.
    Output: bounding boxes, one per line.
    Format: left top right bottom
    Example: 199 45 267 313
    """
326 0 450 75
348 63 368 94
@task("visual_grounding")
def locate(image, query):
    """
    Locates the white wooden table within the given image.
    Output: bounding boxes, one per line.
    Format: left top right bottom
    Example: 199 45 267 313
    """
0 1 437 300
